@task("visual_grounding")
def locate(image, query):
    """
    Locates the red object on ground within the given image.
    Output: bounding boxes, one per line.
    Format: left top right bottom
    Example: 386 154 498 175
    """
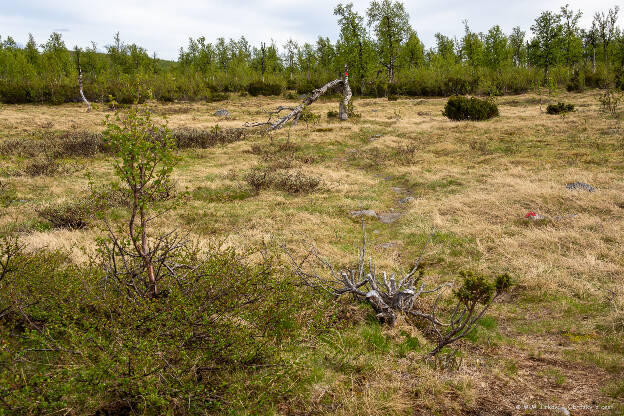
525 211 537 218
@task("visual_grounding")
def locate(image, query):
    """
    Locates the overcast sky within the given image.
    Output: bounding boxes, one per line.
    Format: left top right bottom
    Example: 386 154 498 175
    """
0 1 621 60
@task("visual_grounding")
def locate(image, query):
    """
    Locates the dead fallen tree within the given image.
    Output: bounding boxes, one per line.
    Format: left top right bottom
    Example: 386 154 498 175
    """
245 65 352 131
284 223 441 326
284 223 512 356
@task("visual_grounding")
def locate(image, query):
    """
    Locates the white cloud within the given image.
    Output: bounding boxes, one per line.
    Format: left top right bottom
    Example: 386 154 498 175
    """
0 0 621 59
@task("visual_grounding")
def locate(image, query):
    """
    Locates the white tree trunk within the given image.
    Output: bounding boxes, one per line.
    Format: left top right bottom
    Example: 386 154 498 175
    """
76 50 91 111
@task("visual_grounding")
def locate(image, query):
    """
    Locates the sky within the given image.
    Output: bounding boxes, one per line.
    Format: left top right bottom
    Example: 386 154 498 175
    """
0 0 621 60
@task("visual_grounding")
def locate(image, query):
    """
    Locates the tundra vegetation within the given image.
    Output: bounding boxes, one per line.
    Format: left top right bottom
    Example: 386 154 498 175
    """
1 1 624 415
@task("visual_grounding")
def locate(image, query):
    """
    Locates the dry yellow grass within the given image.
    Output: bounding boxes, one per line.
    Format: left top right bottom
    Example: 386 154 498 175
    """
1 90 623 414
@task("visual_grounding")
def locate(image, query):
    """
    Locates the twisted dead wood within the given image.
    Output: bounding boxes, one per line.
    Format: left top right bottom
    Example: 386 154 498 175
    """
245 65 352 131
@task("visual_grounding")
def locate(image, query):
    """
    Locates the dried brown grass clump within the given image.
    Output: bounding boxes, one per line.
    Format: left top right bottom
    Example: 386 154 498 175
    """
348 142 419 167
244 168 321 194
172 126 246 149
0 131 106 158
1 127 245 160
36 200 95 229
22 156 61 176
36 183 132 229
249 139 317 169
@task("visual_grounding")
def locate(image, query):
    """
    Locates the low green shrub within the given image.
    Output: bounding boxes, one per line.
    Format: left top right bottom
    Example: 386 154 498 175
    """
296 80 317 95
567 71 585 92
442 95 499 121
0 240 304 414
206 91 229 103
298 109 320 125
247 81 283 97
546 102 575 115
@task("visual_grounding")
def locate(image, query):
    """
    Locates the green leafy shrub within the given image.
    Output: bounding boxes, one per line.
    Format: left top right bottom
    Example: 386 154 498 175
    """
567 70 585 92
298 108 320 126
442 95 499 121
247 81 283 96
585 69 610 88
445 75 478 95
206 91 229 102
0 240 303 414
546 102 575 115
296 80 317 95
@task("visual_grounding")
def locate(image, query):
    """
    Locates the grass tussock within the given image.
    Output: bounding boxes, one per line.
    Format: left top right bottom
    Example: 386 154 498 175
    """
172 126 246 149
0 131 107 158
244 168 321 194
249 139 318 168
22 156 61 176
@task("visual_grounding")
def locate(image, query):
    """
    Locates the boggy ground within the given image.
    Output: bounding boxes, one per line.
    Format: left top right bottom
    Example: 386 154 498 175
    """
0 90 623 415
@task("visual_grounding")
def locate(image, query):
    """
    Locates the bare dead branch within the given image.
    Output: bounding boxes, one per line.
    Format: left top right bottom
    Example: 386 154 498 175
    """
244 65 352 131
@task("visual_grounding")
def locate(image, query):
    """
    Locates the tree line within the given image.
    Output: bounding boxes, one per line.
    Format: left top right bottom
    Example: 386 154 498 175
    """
1 1 623 104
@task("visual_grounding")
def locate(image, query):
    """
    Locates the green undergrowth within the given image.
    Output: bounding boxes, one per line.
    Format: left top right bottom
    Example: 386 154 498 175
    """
0 242 334 415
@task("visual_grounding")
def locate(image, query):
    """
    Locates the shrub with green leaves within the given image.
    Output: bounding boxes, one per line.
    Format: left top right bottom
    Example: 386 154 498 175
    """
426 270 512 356
247 81 283 97
0 239 304 414
442 95 499 121
298 108 320 126
599 89 621 117
103 108 179 298
546 102 575 115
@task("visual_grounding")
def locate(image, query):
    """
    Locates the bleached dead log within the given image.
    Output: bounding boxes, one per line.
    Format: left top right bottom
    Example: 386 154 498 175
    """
284 222 445 326
245 65 352 131
75 47 91 111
